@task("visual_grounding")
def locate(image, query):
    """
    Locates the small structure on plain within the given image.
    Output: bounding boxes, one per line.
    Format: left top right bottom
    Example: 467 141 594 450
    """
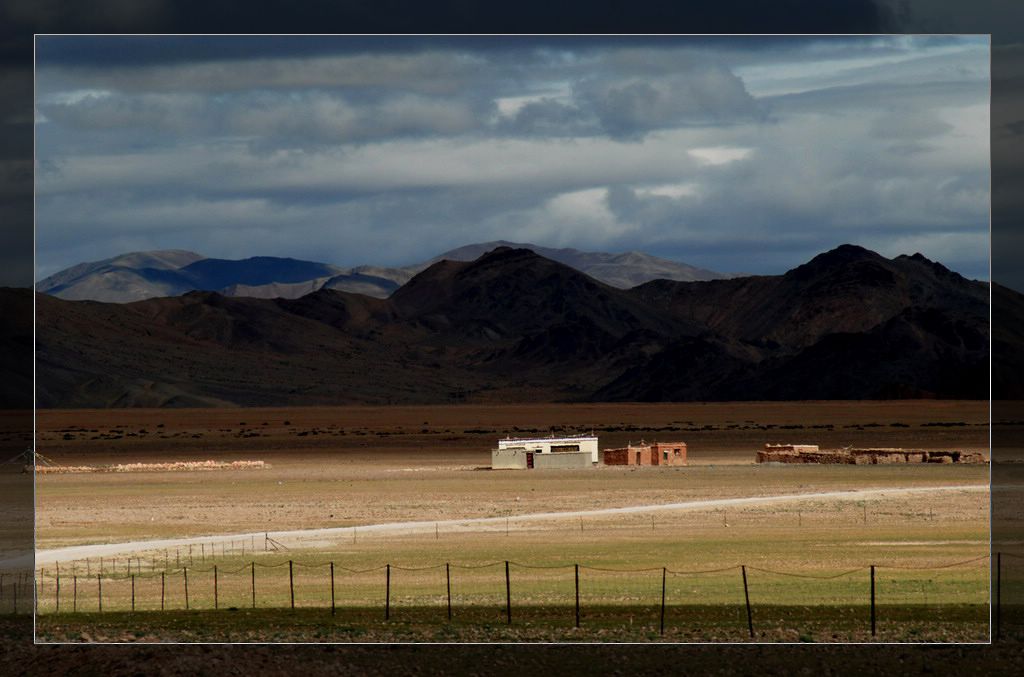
603 441 687 466
756 443 986 464
491 435 598 470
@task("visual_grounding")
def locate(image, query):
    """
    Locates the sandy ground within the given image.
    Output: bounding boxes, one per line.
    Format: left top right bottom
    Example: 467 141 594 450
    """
30 483 987 567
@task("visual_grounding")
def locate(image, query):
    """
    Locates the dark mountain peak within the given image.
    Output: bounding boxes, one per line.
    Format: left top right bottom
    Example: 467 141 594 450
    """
803 243 883 267
473 246 543 264
894 252 965 281
787 244 889 281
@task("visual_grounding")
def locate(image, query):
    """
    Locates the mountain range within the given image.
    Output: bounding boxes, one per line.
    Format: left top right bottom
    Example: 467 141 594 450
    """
28 243 1009 409
37 241 733 303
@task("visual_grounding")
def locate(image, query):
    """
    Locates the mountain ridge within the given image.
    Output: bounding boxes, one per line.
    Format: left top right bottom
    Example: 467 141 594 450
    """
30 244 1004 408
37 241 735 303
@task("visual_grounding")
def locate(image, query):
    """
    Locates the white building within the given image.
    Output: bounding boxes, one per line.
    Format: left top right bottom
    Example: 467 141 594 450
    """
496 435 599 464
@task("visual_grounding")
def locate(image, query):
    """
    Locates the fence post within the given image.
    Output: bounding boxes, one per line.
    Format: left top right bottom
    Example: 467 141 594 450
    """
505 561 511 625
289 560 295 610
176 548 180 568
11 575 15 614
996 552 1002 641
574 564 580 628
446 563 452 621
330 562 335 616
56 574 60 614
251 562 256 609
161 571 165 610
660 567 667 636
214 565 218 610
385 564 391 620
184 567 189 610
870 565 876 637
131 574 135 612
0 573 4 603
741 565 753 638
97 574 102 613
73 576 77 613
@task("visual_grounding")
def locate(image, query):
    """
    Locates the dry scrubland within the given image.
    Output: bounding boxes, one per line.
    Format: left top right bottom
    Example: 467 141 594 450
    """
32 401 995 642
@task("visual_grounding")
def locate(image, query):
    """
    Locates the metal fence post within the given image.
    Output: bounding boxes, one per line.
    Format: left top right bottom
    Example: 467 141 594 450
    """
741 565 753 638
870 564 876 637
289 560 295 610
184 567 189 610
214 565 218 610
505 561 511 625
251 562 256 609
330 562 335 616
385 564 391 620
446 563 452 621
660 567 667 636
574 564 580 628
56 575 60 614
131 574 136 612
97 574 102 613
161 571 165 610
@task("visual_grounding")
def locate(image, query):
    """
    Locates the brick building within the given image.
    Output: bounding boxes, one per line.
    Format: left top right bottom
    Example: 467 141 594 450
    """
603 441 687 466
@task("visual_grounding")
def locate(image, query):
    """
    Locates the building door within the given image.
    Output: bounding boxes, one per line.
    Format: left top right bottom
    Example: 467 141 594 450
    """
526 452 534 469
635 451 641 465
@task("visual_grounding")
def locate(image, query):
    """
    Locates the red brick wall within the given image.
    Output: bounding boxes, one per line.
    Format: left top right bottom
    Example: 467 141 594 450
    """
603 445 652 465
652 442 687 466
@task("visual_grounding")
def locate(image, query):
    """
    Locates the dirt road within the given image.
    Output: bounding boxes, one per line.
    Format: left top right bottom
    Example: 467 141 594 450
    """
23 483 986 568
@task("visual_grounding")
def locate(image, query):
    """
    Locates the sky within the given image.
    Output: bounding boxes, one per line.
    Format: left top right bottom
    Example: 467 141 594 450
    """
34 35 991 280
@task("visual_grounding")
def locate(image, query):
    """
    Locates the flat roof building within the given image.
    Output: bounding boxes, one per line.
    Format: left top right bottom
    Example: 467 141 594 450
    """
495 435 599 465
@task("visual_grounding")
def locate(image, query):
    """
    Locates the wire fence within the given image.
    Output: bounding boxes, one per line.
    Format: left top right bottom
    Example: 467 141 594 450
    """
23 553 999 638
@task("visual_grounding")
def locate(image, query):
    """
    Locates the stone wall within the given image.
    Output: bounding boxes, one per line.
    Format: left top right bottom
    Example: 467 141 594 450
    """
757 444 987 465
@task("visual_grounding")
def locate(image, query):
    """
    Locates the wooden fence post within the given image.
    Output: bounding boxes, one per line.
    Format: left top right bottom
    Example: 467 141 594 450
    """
56 574 60 614
660 567 667 636
251 562 256 609
131 574 135 612
214 565 218 610
184 567 189 610
446 563 452 621
741 565 753 638
289 560 295 610
97 574 102 613
330 562 335 616
73 576 77 613
505 561 511 625
385 564 391 620
161 571 165 610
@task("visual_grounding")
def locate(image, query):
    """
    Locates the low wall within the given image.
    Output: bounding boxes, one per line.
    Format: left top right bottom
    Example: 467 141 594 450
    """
491 447 528 470
757 445 987 465
603 445 652 466
533 451 592 469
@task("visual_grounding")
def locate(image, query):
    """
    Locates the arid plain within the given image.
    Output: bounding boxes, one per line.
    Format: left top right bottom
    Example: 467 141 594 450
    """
28 400 995 642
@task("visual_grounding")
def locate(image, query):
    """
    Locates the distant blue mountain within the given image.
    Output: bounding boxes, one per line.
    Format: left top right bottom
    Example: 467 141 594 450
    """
178 257 342 288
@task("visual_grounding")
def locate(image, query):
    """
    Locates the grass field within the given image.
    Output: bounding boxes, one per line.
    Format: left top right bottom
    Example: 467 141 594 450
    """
31 401 994 642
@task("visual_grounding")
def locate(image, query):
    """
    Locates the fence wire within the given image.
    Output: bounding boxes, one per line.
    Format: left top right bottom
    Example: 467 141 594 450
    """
32 553 994 639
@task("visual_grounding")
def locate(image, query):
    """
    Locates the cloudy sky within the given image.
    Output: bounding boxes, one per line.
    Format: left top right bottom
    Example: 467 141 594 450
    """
34 35 990 280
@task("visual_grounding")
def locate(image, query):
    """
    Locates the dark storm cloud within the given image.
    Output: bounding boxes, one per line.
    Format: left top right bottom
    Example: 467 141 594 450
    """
34 36 989 281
